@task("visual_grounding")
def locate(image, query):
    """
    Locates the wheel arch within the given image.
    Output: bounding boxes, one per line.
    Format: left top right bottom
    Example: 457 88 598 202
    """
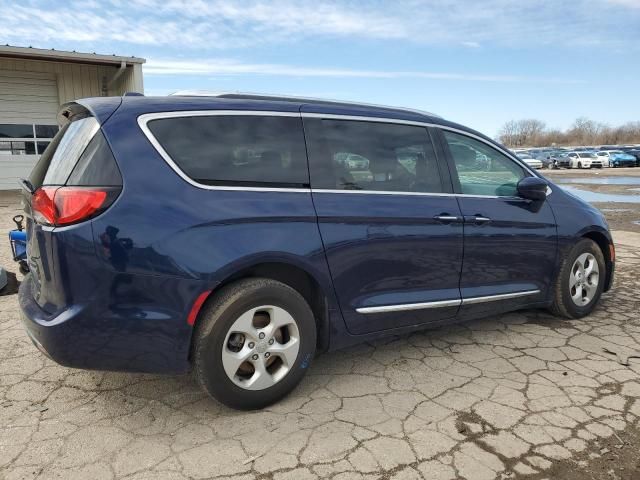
189 258 332 360
581 228 614 292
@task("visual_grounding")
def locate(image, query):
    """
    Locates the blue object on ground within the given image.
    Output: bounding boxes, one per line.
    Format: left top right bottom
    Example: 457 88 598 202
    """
9 230 27 261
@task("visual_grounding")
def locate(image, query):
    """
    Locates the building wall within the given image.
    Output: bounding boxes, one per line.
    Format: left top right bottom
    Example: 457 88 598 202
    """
0 56 143 104
0 56 143 189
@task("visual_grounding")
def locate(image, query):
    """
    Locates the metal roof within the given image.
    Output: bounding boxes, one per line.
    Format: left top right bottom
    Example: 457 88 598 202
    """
169 90 441 118
0 45 145 66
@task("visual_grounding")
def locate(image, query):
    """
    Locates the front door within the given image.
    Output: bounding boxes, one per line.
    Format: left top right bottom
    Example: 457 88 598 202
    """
302 112 464 335
438 129 557 318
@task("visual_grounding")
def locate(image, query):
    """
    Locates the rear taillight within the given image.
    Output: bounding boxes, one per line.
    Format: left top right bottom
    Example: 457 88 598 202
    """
32 187 57 226
32 186 120 227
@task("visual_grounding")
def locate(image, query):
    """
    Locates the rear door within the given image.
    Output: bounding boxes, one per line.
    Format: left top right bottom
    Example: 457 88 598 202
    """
303 112 464 335
437 129 557 317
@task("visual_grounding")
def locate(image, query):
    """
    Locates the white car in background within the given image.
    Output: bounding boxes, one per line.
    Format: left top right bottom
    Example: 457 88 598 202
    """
594 151 613 167
515 153 543 169
566 151 602 169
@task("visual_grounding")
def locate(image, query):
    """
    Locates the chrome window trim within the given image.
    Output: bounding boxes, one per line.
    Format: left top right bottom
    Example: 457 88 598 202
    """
138 109 545 196
137 110 310 193
301 112 544 183
356 289 541 314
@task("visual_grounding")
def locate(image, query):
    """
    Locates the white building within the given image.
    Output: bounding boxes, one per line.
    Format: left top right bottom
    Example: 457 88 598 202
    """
0 45 145 189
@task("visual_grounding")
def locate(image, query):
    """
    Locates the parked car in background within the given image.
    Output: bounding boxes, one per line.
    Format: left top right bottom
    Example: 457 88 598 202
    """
532 149 551 167
344 153 369 170
594 150 613 167
620 148 640 166
607 151 637 168
595 150 622 167
555 152 573 169
16 93 616 409
535 149 564 169
567 151 602 169
516 153 543 169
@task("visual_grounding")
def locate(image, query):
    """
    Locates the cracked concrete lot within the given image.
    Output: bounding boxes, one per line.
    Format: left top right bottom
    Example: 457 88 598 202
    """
2 190 640 480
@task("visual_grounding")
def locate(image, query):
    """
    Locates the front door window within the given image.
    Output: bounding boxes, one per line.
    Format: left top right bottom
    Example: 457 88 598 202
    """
443 131 526 197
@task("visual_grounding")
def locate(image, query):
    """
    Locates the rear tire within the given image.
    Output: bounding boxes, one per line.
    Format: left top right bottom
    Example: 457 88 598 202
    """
193 278 317 410
550 238 605 319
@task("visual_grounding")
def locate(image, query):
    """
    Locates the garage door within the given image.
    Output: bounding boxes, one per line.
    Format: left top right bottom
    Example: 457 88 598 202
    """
0 70 59 190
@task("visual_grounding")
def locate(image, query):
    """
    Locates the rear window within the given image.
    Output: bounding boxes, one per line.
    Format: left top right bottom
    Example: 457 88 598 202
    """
28 116 121 188
29 117 99 188
146 115 309 188
66 132 122 186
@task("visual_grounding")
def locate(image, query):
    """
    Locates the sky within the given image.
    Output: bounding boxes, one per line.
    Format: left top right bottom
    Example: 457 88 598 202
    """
1 0 639 137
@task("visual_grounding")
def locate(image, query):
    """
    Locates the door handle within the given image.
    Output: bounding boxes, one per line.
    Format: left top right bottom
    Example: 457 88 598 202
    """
433 214 462 224
464 215 492 225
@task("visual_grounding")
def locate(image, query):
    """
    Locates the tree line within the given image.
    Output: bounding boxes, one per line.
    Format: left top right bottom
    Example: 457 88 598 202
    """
497 118 640 148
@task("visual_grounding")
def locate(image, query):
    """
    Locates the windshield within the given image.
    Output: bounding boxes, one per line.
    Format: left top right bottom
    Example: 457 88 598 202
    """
580 152 597 158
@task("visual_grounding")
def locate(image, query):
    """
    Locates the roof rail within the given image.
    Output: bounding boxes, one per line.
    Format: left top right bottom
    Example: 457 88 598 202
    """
168 90 441 118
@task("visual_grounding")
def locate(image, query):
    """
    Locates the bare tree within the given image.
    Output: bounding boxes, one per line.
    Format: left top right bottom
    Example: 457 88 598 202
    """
497 117 640 147
567 117 603 145
497 120 519 147
498 119 546 147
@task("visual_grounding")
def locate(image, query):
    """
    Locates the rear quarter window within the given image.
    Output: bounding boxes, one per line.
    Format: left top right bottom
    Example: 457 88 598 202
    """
29 117 100 188
146 114 309 188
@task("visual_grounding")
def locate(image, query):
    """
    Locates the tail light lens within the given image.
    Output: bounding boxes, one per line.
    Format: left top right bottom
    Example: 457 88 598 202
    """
32 186 120 227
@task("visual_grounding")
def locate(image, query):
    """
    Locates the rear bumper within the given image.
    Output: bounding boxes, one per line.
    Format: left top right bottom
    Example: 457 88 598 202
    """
19 274 194 374
19 280 84 367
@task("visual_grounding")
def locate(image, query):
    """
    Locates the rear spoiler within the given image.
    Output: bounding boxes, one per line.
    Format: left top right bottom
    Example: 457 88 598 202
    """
57 102 91 127
57 97 123 127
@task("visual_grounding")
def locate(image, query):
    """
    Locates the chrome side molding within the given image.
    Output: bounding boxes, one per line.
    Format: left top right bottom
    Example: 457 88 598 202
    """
461 289 540 305
356 299 461 314
356 289 540 314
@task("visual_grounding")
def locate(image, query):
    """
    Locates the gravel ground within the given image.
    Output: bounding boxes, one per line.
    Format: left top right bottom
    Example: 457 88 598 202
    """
1 188 640 480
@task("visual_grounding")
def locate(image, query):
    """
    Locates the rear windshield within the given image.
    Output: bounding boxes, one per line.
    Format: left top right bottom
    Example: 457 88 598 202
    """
147 115 309 188
29 117 99 188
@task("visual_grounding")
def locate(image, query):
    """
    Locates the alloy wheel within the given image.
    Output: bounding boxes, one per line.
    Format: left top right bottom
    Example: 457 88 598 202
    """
222 305 300 390
569 253 599 306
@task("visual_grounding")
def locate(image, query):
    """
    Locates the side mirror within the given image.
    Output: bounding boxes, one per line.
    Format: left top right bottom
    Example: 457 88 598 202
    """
517 177 548 201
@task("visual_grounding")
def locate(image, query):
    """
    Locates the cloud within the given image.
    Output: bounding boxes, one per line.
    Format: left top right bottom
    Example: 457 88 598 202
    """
144 58 584 84
606 0 640 7
0 0 638 50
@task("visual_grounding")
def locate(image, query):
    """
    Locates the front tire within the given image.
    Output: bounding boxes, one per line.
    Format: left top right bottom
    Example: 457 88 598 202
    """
550 238 605 319
193 278 317 410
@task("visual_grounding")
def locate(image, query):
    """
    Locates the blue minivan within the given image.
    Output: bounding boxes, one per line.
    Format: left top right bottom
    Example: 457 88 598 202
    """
18 93 614 409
